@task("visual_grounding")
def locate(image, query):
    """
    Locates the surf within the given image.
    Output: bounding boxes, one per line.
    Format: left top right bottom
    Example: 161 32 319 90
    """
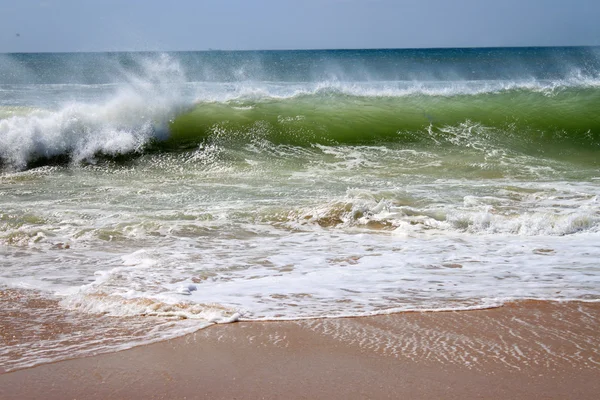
2 48 600 372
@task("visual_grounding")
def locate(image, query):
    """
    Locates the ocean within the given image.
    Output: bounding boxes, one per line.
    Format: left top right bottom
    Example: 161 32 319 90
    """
1 47 599 372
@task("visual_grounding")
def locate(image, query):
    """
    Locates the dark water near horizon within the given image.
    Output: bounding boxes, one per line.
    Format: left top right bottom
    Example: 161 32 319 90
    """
4 46 600 84
1 47 599 371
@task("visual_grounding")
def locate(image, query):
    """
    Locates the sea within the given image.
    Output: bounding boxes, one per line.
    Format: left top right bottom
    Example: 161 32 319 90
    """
1 47 599 372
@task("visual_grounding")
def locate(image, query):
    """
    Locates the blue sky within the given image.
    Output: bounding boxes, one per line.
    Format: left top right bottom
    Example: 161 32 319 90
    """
1 0 599 52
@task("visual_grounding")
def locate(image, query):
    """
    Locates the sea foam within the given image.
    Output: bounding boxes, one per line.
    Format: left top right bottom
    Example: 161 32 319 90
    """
0 54 186 169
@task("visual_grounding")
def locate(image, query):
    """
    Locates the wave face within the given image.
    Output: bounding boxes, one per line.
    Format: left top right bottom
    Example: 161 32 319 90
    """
1 48 600 371
168 86 600 153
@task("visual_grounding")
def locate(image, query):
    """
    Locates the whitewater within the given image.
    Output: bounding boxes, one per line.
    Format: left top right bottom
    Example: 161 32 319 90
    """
1 47 599 371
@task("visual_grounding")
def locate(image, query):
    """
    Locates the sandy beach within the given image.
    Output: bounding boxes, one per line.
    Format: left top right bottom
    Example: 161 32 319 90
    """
1 300 599 399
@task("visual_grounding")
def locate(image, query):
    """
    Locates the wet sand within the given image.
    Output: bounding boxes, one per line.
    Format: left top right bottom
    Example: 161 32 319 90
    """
1 301 600 399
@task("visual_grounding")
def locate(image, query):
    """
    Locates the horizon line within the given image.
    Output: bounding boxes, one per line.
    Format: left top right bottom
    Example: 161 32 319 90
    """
2 44 599 55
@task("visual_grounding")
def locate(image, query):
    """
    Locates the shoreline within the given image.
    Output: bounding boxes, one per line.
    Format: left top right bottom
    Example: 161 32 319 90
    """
2 300 600 399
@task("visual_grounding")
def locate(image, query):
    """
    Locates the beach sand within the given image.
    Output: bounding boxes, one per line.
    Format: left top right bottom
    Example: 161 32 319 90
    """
1 301 600 399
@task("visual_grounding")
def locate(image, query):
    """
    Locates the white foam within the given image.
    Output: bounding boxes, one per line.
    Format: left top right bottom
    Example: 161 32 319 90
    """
190 76 600 103
0 55 186 169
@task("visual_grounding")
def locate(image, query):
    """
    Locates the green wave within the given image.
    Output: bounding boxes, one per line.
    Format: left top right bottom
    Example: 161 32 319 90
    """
3 87 599 170
166 88 600 152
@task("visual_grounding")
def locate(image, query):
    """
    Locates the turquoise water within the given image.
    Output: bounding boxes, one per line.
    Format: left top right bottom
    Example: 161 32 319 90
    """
1 47 599 371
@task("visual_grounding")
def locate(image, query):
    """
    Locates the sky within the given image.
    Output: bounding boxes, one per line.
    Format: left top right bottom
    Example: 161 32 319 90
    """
0 0 599 53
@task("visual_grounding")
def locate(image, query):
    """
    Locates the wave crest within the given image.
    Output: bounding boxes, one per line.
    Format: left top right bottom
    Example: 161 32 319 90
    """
0 54 185 169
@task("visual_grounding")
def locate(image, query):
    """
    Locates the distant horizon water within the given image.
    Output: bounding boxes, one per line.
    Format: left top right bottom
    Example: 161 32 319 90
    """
3 44 600 55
